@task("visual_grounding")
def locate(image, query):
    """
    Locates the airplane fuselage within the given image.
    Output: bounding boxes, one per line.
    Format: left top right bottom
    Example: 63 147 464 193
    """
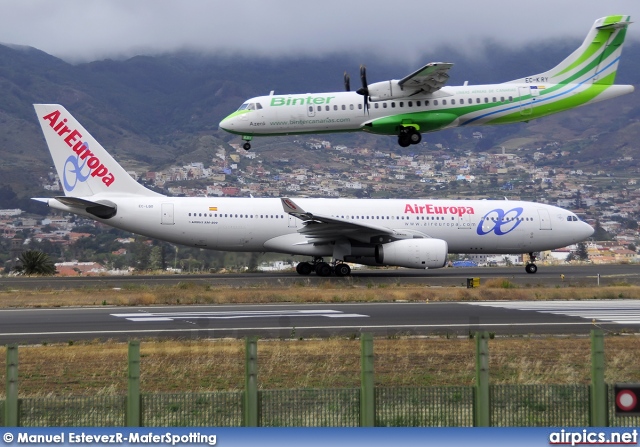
220 82 633 139
45 196 593 264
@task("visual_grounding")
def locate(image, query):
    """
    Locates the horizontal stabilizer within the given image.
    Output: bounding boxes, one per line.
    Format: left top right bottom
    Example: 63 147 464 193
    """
42 196 117 219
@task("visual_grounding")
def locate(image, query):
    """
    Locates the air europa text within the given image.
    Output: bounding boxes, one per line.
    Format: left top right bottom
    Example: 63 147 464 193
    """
404 204 475 217
42 110 115 187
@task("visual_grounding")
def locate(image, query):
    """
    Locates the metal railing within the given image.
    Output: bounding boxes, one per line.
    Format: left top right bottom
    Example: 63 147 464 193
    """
4 331 639 427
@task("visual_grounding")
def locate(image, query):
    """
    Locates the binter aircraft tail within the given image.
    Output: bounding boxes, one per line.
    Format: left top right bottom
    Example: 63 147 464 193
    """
33 104 161 198
508 15 632 86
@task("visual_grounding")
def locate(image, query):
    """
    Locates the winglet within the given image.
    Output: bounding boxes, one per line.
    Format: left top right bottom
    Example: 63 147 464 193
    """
281 197 314 221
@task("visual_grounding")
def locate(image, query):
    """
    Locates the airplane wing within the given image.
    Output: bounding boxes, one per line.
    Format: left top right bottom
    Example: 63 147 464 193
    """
398 62 453 94
280 197 421 244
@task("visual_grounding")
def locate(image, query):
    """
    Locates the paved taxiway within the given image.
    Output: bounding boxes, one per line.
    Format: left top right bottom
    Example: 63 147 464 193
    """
1 265 638 344
1 264 639 289
1 299 639 344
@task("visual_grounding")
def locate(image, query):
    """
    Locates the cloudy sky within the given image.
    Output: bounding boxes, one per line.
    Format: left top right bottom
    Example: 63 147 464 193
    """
1 0 639 63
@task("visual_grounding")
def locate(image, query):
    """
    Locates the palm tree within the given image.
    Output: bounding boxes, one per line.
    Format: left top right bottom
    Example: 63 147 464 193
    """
14 250 57 276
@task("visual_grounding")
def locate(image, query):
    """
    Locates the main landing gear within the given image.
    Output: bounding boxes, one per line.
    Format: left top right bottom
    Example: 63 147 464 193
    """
398 127 422 147
296 258 351 277
525 252 538 274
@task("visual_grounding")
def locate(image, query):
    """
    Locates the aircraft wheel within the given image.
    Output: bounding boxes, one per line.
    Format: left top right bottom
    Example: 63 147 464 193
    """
315 262 333 277
243 142 251 151
296 262 313 275
334 263 351 277
408 129 422 144
525 263 538 274
398 135 411 147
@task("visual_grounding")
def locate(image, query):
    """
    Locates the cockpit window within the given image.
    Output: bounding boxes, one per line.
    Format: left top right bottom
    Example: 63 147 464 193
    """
256 103 263 109
567 215 579 222
247 103 256 110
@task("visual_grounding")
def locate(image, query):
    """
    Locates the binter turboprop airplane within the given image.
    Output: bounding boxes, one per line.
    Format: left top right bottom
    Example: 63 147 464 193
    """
219 16 633 150
34 104 594 276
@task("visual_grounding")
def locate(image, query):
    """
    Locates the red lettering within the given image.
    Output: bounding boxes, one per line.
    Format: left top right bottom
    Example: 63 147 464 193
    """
458 208 466 217
42 111 60 128
65 130 82 147
404 204 414 213
79 148 94 160
53 118 67 132
73 141 86 154
87 157 100 169
57 125 72 138
426 204 434 213
91 164 108 177
102 174 115 186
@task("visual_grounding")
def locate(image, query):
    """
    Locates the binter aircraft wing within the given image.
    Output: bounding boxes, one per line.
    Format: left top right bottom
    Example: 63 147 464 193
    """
398 62 454 94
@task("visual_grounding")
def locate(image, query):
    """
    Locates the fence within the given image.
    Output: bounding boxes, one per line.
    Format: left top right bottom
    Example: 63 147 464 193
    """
3 330 640 427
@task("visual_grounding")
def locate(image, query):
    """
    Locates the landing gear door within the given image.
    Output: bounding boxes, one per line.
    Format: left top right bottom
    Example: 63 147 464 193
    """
161 203 174 225
519 86 532 116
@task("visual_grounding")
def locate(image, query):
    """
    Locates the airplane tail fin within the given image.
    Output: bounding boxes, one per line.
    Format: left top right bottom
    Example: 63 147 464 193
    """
508 15 631 86
33 104 161 198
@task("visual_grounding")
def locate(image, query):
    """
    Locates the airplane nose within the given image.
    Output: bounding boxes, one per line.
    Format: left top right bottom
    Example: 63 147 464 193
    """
581 222 595 240
219 115 234 131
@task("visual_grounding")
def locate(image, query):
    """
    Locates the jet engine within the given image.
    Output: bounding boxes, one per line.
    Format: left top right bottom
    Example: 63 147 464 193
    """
374 239 448 269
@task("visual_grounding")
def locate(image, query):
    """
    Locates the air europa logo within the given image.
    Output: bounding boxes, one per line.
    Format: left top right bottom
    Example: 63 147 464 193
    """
42 110 115 188
404 203 475 217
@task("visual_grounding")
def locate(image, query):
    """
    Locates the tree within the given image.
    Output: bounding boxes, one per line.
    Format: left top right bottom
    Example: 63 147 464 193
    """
13 250 57 276
576 242 589 261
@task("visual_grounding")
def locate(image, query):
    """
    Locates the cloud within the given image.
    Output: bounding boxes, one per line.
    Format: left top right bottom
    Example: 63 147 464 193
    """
1 0 639 62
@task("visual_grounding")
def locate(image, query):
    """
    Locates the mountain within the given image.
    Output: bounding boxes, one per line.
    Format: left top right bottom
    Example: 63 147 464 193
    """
0 40 638 198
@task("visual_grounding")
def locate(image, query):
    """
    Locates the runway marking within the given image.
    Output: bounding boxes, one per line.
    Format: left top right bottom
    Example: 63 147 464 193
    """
465 300 640 325
110 309 369 322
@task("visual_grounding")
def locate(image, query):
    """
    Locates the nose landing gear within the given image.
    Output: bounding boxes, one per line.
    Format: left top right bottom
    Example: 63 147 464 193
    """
525 252 538 274
242 136 253 151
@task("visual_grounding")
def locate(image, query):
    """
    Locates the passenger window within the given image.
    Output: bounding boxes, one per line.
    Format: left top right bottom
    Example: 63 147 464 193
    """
509 96 513 102
492 97 497 102
442 100 447 105
325 105 330 111
334 105 338 111
308 106 313 113
476 98 481 104
417 101 421 106
350 104 354 110
484 98 489 103
383 103 387 108
408 101 412 107
451 99 455 105
342 105 346 110
459 98 464 104
399 102 404 107
358 104 362 109
391 102 396 108
500 96 505 102
434 100 438 106
374 103 379 109
317 106 321 112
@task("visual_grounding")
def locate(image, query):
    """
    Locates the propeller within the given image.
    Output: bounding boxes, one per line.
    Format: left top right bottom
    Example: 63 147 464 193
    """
355 64 369 114
344 72 350 92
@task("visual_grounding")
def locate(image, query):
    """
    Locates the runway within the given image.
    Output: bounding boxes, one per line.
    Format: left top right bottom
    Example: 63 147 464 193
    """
1 264 639 289
1 300 639 344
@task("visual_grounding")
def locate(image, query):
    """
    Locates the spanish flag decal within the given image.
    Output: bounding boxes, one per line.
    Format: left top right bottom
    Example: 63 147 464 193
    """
209 207 218 211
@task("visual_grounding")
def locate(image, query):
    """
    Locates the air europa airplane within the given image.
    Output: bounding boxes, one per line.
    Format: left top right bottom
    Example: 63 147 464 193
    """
219 16 633 150
33 104 593 276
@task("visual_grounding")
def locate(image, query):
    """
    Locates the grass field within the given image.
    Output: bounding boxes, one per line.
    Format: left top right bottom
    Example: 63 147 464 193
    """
0 281 639 397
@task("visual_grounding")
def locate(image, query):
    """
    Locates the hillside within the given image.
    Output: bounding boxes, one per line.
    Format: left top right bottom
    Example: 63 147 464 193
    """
0 40 638 199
